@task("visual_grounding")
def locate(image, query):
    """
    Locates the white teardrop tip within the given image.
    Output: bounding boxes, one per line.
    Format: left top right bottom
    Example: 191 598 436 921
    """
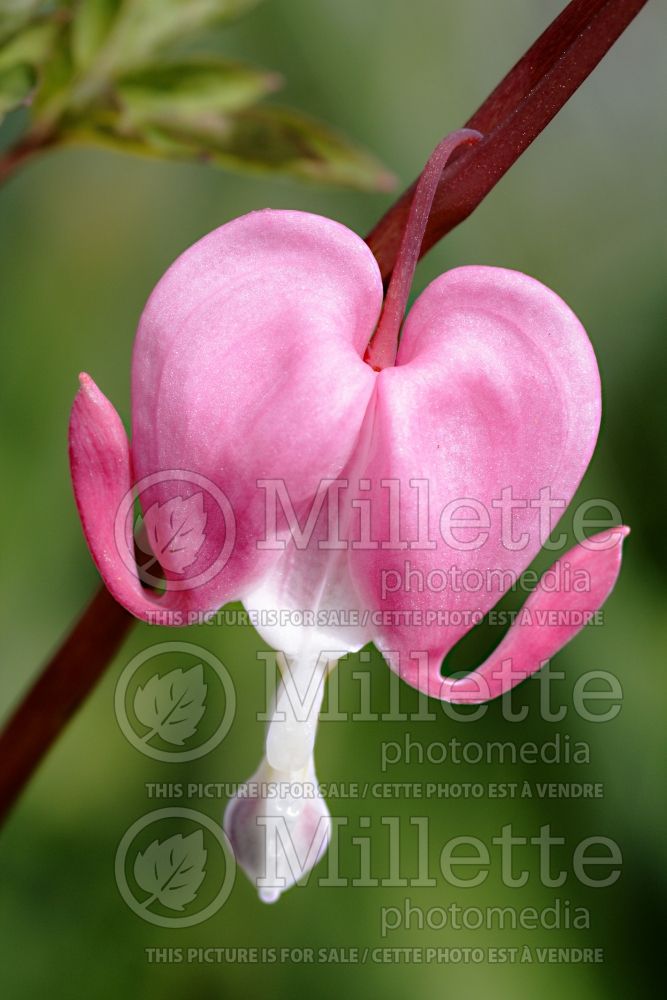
259 886 282 904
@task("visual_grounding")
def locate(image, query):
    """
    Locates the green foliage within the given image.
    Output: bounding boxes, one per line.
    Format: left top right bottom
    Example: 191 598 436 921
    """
0 17 59 118
68 101 397 191
117 57 280 120
73 0 267 75
0 0 393 190
0 1 50 46
69 0 118 70
0 63 34 116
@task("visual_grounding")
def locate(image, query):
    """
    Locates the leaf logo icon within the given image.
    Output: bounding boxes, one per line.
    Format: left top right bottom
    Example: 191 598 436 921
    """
135 493 207 574
133 831 207 912
134 665 207 746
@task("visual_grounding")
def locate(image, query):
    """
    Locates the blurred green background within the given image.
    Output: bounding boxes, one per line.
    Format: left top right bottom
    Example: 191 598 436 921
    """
1 1 666 997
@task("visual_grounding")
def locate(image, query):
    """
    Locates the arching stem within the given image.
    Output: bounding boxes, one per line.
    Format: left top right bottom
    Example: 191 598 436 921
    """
364 128 482 371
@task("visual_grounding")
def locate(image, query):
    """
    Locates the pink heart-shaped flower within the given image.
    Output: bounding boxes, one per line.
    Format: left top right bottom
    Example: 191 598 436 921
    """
70 208 624 690
70 135 628 899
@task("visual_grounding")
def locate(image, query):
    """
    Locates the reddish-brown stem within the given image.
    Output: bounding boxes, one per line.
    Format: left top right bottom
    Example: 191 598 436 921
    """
367 0 650 280
0 131 53 186
0 0 651 827
0 587 132 820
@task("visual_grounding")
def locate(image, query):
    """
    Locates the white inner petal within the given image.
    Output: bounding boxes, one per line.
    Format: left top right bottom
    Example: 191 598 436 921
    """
232 411 378 900
243 544 371 658
266 650 331 773
223 751 331 904
243 481 373 772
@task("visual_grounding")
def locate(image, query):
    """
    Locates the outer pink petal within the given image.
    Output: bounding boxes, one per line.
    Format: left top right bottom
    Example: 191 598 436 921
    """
388 527 629 701
69 374 187 619
132 209 379 600
71 211 382 619
350 265 601 666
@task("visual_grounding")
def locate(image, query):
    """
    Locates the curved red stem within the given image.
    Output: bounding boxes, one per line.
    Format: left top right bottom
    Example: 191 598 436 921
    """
367 0 649 280
364 129 482 371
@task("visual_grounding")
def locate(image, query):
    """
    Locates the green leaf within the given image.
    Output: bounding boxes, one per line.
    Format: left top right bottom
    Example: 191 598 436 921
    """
2 1 395 195
117 57 279 121
0 18 58 72
0 1 48 46
28 29 73 114
96 0 267 75
66 103 396 192
0 62 34 117
167 103 396 191
0 19 59 120
69 0 120 71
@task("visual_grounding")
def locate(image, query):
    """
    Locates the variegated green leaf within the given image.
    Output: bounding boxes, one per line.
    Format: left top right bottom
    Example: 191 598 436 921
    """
118 57 279 122
93 0 267 75
3 1 394 193
66 103 395 191
163 103 396 190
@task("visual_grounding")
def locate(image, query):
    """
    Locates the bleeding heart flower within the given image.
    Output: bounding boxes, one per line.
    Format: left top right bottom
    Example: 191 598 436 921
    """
69 130 628 902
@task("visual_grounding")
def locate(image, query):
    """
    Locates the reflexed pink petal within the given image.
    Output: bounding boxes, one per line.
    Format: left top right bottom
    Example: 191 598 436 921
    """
351 265 602 667
387 527 629 701
69 373 170 620
70 374 244 618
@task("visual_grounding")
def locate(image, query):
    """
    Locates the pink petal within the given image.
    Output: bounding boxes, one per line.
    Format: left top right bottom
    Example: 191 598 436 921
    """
243 446 376 661
387 527 629 701
141 494 207 575
350 265 602 668
131 208 379 512
132 209 380 602
69 374 174 619
71 211 382 619
69 374 264 619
